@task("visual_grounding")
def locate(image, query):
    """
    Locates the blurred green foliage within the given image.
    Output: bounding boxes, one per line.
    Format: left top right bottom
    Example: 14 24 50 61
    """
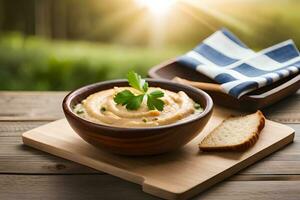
1 0 300 90
0 33 183 90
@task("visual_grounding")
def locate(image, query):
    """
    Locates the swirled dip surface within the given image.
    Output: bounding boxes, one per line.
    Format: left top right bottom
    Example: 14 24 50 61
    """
73 87 200 128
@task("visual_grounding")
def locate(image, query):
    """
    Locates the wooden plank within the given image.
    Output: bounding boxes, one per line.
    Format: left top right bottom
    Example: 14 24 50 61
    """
0 121 47 136
263 90 300 123
0 91 299 122
229 174 300 181
0 175 299 200
197 180 300 200
0 92 67 121
0 174 158 200
0 122 299 175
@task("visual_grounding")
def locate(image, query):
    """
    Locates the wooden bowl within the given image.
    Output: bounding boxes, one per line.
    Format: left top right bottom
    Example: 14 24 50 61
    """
62 79 213 156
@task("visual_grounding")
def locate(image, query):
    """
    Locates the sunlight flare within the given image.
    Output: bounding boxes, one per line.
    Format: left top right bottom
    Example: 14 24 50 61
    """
182 0 252 33
136 0 176 15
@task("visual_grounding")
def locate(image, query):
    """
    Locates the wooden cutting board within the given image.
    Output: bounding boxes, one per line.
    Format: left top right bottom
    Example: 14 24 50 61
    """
22 106 295 200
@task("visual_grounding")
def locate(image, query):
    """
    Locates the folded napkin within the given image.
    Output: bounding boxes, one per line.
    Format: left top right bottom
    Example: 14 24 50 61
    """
177 28 300 98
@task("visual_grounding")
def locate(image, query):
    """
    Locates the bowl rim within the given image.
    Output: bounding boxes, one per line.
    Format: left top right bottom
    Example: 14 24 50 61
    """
62 78 213 132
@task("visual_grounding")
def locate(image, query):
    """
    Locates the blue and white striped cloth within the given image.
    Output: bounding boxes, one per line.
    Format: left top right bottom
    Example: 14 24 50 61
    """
177 28 300 98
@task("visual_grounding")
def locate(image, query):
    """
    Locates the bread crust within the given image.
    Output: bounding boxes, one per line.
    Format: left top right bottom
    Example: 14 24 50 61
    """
199 110 265 152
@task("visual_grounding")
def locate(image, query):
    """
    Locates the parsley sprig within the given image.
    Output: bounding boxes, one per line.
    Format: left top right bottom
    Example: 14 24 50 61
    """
114 71 165 111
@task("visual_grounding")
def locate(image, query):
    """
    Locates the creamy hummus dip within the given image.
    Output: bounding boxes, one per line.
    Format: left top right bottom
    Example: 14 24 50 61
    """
73 87 202 128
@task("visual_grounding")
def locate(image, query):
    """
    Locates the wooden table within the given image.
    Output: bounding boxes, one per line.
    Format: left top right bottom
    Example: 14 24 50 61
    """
0 91 300 200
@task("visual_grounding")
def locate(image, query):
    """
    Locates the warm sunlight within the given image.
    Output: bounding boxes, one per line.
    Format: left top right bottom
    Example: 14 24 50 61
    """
136 0 176 15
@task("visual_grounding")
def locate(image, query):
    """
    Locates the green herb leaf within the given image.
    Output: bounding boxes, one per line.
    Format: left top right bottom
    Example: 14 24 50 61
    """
127 71 147 92
114 71 165 111
147 92 165 111
194 103 202 110
114 90 135 105
76 110 84 114
143 82 149 92
114 90 144 110
125 94 144 110
149 90 164 98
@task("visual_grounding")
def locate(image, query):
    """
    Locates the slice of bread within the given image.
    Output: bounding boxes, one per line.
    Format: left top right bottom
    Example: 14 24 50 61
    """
199 111 265 151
